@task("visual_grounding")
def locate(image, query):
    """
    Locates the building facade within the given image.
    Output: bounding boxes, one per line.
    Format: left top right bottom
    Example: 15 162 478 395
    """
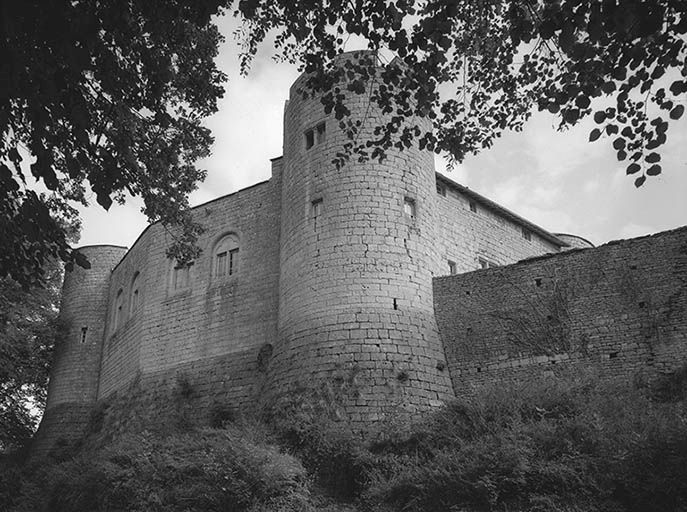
36 53 685 455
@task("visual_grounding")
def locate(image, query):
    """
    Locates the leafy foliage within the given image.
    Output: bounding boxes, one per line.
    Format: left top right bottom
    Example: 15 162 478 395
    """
1 0 228 286
2 367 686 511
0 263 65 451
237 0 687 186
6 428 310 512
359 370 687 512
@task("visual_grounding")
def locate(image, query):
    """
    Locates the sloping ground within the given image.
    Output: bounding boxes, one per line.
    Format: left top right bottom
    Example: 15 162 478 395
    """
3 365 686 511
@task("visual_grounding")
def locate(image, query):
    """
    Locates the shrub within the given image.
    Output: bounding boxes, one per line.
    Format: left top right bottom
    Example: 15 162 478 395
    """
360 371 687 512
10 427 310 512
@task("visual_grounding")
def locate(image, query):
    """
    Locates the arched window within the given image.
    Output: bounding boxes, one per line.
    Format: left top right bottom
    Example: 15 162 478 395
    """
113 289 124 331
129 272 140 314
213 233 239 279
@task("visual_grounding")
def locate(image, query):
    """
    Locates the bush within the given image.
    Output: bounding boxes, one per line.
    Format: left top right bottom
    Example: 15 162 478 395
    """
359 371 687 512
264 382 369 500
10 427 310 512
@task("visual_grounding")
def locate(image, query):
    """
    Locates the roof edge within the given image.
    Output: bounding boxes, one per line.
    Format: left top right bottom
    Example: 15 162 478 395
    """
436 173 568 247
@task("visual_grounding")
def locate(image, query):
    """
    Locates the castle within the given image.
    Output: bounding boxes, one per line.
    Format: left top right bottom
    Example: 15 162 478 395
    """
34 53 687 455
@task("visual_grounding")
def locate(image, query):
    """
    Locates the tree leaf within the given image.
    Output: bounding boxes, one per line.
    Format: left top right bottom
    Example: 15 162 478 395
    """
646 164 662 176
645 152 661 163
670 105 684 120
626 163 641 175
589 128 601 142
634 175 646 187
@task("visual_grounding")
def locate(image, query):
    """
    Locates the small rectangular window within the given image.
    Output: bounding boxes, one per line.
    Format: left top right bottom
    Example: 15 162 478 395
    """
436 183 446 197
403 197 416 218
311 198 323 217
469 201 477 213
173 263 192 289
316 122 326 144
448 260 457 275
229 248 239 275
305 129 314 149
80 326 88 344
522 227 532 241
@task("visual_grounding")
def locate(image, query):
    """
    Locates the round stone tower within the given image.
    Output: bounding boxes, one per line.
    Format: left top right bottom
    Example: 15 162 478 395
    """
269 52 454 423
33 245 126 456
554 233 595 251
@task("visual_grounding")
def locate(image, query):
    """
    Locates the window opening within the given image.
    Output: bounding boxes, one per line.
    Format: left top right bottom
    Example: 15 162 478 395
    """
403 197 416 218
80 327 88 344
214 234 239 279
305 129 314 149
113 289 124 330
316 122 326 144
130 271 140 314
448 260 457 275
173 263 192 290
478 258 499 270
469 201 477 213
311 198 322 217
522 227 532 241
436 183 446 196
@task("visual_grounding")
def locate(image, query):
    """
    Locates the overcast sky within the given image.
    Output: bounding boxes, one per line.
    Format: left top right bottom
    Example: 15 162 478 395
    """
77 15 687 249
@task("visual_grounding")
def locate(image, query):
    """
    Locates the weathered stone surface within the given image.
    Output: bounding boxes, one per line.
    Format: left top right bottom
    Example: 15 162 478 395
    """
434 226 687 396
33 51 685 456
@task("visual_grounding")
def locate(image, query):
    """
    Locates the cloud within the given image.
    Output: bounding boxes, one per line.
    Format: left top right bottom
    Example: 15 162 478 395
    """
77 15 687 249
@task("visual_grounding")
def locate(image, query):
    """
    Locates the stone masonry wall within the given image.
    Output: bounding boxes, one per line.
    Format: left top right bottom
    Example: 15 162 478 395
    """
269 51 454 423
434 179 560 276
98 173 282 407
434 227 687 396
33 245 127 456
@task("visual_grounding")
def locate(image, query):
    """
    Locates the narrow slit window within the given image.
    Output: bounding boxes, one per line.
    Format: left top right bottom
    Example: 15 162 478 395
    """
469 201 477 213
522 227 532 241
436 183 446 196
130 271 140 314
113 289 124 330
80 326 88 344
403 197 416 218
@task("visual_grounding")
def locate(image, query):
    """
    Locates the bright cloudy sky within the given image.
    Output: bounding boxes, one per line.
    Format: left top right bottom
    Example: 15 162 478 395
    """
77 15 687 249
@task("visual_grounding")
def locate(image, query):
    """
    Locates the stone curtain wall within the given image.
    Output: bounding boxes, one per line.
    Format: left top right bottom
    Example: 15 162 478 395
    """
434 227 687 396
98 175 283 404
433 180 560 276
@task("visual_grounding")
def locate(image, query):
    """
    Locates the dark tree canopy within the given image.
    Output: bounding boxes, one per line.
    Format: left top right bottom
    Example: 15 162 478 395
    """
2 0 686 288
237 0 686 185
0 265 64 450
1 0 228 287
